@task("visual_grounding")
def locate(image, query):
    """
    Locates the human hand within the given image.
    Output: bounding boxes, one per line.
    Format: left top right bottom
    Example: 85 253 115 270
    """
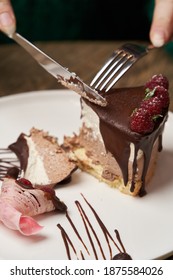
0 0 16 35
150 0 173 47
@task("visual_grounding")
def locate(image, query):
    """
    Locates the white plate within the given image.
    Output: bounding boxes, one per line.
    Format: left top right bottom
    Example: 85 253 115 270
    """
0 89 173 260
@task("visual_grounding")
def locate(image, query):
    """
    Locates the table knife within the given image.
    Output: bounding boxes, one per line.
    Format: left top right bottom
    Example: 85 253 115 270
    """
8 32 107 107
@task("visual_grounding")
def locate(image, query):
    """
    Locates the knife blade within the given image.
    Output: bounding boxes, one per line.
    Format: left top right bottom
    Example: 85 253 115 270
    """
9 32 107 107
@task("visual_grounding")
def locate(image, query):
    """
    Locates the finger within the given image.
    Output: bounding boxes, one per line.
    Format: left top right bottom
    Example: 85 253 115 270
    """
0 0 16 35
150 0 173 47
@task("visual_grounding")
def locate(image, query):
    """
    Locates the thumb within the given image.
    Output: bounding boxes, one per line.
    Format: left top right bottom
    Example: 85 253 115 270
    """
150 0 173 47
0 0 16 35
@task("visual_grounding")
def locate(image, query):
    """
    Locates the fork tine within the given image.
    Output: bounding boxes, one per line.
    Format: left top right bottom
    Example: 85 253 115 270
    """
90 43 150 92
101 55 136 92
99 54 134 91
91 52 127 89
90 50 123 87
104 57 136 92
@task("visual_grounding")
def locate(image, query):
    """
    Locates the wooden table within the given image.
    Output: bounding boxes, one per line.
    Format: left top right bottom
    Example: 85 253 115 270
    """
0 40 173 260
0 41 173 110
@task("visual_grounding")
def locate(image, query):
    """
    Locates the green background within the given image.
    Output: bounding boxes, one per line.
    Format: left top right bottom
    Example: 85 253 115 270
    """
0 0 151 43
0 0 172 54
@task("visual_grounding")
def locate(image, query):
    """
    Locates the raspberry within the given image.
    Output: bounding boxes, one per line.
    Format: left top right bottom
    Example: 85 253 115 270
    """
130 108 154 134
140 96 163 115
129 75 169 135
17 178 33 189
145 74 169 90
153 86 170 108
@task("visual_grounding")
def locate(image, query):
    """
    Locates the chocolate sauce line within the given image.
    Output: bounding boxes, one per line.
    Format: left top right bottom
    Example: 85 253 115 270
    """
57 194 132 260
0 148 20 180
0 148 12 154
29 193 41 207
66 211 90 255
81 193 122 258
114 229 126 253
75 200 101 259
138 119 165 196
57 223 78 260
80 250 85 260
0 166 10 171
0 159 18 166
158 134 163 152
81 194 121 258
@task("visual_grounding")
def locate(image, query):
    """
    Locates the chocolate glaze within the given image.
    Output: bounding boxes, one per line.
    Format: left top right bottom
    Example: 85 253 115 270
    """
7 167 21 179
41 187 67 212
84 86 168 196
8 133 29 172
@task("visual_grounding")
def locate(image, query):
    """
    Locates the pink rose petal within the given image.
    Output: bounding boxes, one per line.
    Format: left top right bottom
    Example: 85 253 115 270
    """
19 216 43 235
0 200 43 235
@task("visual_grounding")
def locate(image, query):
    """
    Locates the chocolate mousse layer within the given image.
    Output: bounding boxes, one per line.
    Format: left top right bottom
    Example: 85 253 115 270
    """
9 128 77 187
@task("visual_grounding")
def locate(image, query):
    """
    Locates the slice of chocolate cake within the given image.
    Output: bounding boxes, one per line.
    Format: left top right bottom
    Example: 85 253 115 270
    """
9 128 77 187
64 74 170 196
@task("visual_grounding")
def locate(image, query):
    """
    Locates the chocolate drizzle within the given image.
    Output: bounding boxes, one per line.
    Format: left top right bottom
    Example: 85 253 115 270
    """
0 148 20 180
84 86 168 196
57 194 132 260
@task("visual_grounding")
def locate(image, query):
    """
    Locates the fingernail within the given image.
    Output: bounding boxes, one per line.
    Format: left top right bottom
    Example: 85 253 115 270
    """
0 12 13 26
0 12 15 34
152 33 165 47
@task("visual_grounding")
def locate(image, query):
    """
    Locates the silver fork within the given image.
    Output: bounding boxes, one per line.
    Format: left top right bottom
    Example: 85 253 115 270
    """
90 43 154 92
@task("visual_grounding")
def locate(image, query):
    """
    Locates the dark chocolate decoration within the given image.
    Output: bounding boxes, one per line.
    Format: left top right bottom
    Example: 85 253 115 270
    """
8 133 29 172
57 194 132 260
